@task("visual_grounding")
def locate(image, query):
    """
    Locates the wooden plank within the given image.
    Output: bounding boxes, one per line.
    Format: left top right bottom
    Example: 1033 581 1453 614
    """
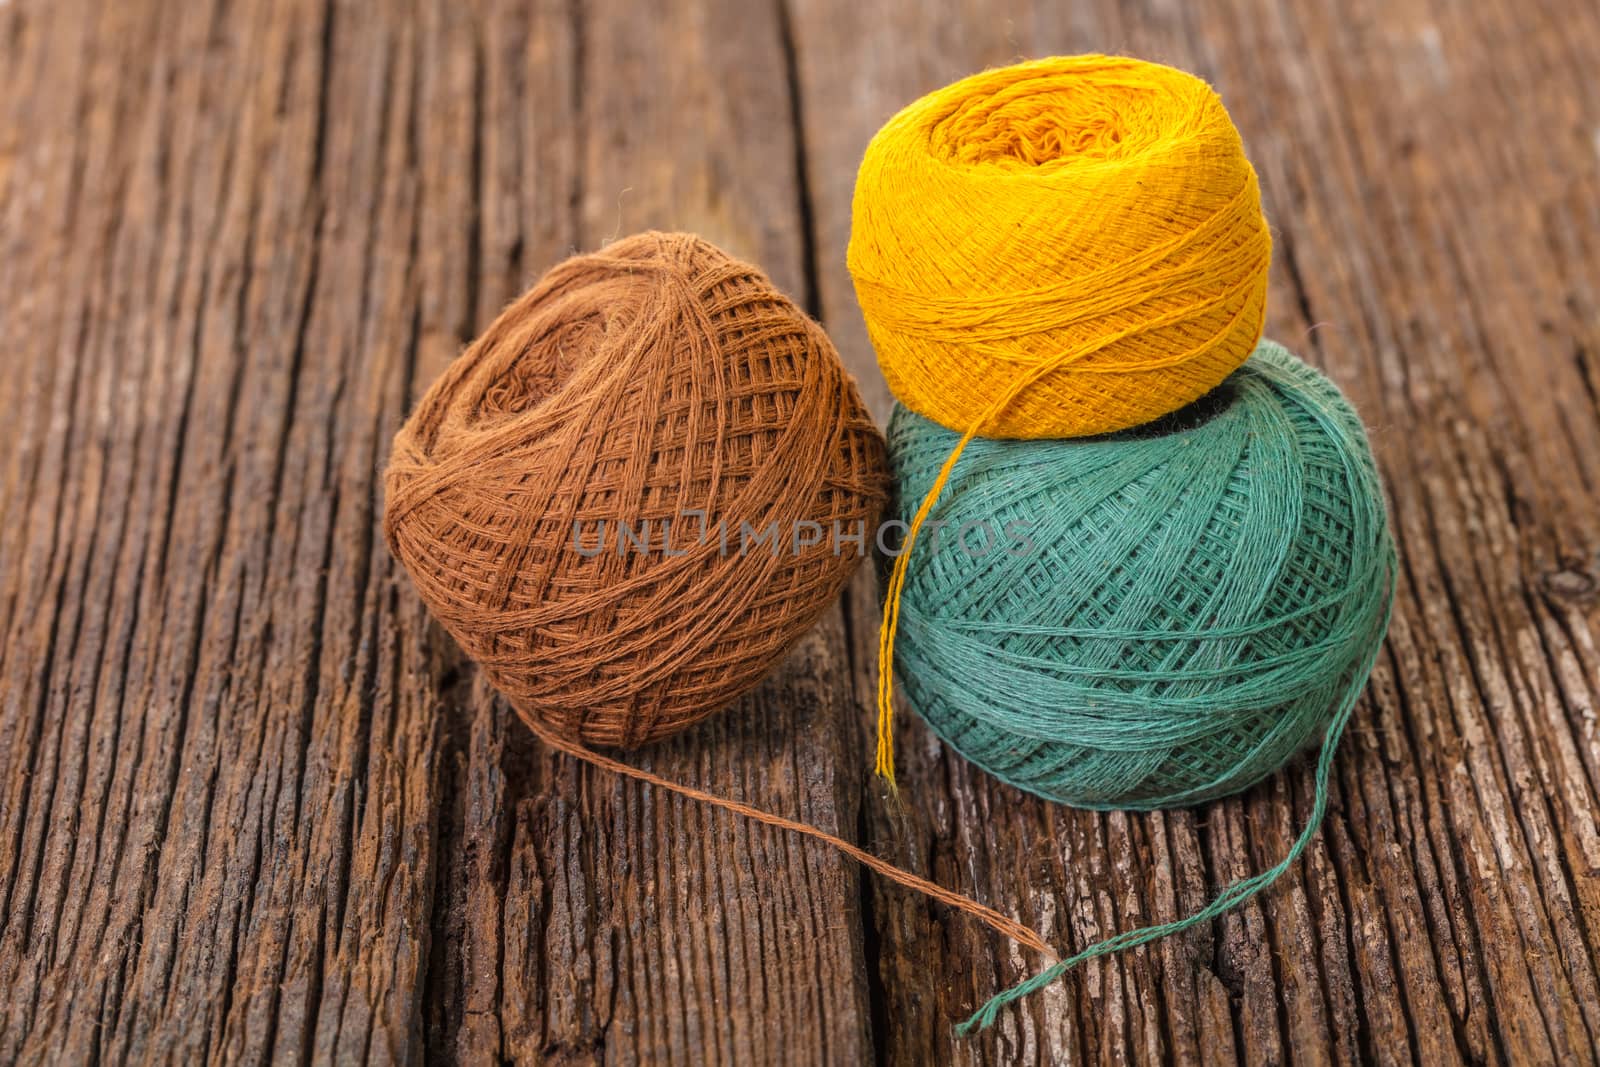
789 0 1600 1063
3 0 1599 1063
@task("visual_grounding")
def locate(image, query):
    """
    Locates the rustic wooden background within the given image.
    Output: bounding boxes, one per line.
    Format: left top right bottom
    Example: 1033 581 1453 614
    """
3 0 1599 1063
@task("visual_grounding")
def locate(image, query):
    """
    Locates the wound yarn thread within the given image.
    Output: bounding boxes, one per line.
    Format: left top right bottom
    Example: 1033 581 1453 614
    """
886 340 1395 1032
853 54 1273 786
889 340 1393 810
386 232 889 747
848 54 1270 442
849 55 1396 1033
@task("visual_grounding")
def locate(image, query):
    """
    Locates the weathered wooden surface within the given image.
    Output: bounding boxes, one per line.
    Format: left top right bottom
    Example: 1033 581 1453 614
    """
2 0 1598 1063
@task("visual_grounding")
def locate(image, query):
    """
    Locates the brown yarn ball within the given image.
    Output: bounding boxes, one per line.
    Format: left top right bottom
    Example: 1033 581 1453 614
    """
384 232 889 748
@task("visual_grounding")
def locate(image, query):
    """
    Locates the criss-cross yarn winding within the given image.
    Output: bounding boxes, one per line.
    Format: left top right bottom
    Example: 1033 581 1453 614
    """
887 340 1394 811
891 340 1396 1031
385 231 889 747
848 54 1270 442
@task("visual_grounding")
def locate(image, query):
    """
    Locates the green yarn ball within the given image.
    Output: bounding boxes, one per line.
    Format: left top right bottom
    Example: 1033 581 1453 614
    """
887 340 1395 810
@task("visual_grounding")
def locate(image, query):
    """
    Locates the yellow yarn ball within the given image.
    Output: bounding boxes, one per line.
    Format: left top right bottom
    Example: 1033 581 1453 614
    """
848 54 1272 439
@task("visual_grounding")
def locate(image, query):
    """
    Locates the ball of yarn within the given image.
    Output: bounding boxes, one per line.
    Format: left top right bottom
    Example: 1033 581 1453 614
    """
886 340 1393 809
385 232 889 748
849 54 1272 440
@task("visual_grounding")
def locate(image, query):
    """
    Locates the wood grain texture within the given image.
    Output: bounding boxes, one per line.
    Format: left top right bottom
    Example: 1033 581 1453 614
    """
1 0 1597 1063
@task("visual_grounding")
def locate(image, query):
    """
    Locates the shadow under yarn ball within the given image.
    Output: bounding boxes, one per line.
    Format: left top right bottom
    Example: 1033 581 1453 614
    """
886 340 1394 810
385 231 889 748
